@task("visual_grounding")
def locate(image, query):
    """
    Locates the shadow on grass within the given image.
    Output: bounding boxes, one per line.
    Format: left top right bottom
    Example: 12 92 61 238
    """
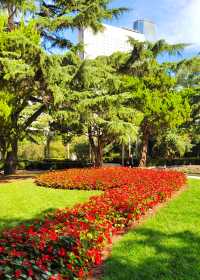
0 208 57 233
103 228 200 280
0 176 34 184
0 170 43 184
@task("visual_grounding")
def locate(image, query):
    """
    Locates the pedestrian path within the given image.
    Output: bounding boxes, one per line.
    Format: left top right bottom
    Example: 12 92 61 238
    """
188 175 200 180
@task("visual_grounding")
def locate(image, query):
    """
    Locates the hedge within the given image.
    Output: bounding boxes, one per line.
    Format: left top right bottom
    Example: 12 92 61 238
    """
18 160 92 171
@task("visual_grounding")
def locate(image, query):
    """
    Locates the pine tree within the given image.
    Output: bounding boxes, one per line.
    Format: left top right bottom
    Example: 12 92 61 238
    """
110 39 192 166
0 0 128 173
52 57 142 167
37 0 128 50
0 17 68 174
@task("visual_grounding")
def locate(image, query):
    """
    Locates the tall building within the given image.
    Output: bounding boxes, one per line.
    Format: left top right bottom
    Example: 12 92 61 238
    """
133 19 156 41
78 24 145 59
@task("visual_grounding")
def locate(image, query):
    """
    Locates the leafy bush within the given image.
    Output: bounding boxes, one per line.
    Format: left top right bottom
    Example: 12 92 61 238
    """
18 160 91 171
0 168 186 279
149 157 200 167
70 136 90 161
18 142 45 161
50 141 68 159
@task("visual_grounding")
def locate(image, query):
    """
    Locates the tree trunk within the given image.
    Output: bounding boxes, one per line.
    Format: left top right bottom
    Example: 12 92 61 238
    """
139 130 149 167
121 144 125 166
4 141 18 175
89 141 103 167
44 135 51 159
8 15 15 31
94 143 103 167
7 4 16 31
88 129 104 167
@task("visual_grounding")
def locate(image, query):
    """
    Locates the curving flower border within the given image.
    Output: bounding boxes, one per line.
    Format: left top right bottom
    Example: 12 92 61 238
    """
0 168 186 280
35 167 185 191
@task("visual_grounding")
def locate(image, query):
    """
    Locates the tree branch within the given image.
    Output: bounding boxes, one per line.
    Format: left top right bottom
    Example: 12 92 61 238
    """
29 96 43 103
23 105 46 130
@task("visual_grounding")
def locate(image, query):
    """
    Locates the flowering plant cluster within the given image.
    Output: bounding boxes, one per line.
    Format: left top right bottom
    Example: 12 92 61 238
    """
36 167 185 191
0 168 186 279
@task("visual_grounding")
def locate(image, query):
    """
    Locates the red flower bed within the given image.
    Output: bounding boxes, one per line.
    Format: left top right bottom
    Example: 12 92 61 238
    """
0 168 186 280
36 167 185 191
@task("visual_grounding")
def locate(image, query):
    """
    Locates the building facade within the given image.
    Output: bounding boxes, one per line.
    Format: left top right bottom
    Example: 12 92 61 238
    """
133 19 156 41
79 24 145 59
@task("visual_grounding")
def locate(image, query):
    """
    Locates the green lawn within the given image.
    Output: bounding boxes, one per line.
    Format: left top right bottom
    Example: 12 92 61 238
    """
0 179 100 231
103 179 200 280
1 178 200 280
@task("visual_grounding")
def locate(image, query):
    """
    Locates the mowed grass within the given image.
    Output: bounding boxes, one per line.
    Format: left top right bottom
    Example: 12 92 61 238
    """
0 179 100 231
103 179 200 280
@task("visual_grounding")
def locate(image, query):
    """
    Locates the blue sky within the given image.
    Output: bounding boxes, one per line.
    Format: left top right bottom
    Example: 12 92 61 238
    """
57 0 199 59
107 0 200 58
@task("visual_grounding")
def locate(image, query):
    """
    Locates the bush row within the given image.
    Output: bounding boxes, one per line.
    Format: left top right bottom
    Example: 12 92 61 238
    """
149 157 200 167
0 168 186 279
17 160 92 171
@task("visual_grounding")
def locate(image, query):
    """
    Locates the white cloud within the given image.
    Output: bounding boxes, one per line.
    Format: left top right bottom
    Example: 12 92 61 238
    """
160 0 200 45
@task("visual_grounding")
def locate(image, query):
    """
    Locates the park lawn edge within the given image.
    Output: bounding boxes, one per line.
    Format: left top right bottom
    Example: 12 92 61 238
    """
87 182 189 280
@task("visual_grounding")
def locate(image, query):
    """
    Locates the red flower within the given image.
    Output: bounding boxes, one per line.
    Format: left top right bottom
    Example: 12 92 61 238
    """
49 230 58 241
0 246 4 253
58 247 65 257
0 167 186 280
28 269 33 277
49 275 61 280
95 253 102 265
78 268 85 278
97 235 104 243
15 269 22 278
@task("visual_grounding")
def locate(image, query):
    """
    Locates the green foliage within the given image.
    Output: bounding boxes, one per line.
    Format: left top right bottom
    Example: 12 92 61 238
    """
0 0 198 171
52 56 143 166
169 56 200 153
18 140 44 160
110 39 192 165
0 91 11 119
50 140 67 159
154 129 193 159
0 16 70 172
38 0 128 50
71 135 90 161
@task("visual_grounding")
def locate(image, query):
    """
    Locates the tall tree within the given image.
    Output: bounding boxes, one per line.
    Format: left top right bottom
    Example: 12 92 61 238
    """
172 56 200 156
111 39 192 166
0 0 128 174
37 0 128 50
52 57 142 167
0 17 68 174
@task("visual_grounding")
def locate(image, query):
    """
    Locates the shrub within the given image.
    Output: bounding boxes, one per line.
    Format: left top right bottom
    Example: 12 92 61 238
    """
18 160 91 171
50 141 68 159
148 157 200 167
0 168 186 279
18 141 45 161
